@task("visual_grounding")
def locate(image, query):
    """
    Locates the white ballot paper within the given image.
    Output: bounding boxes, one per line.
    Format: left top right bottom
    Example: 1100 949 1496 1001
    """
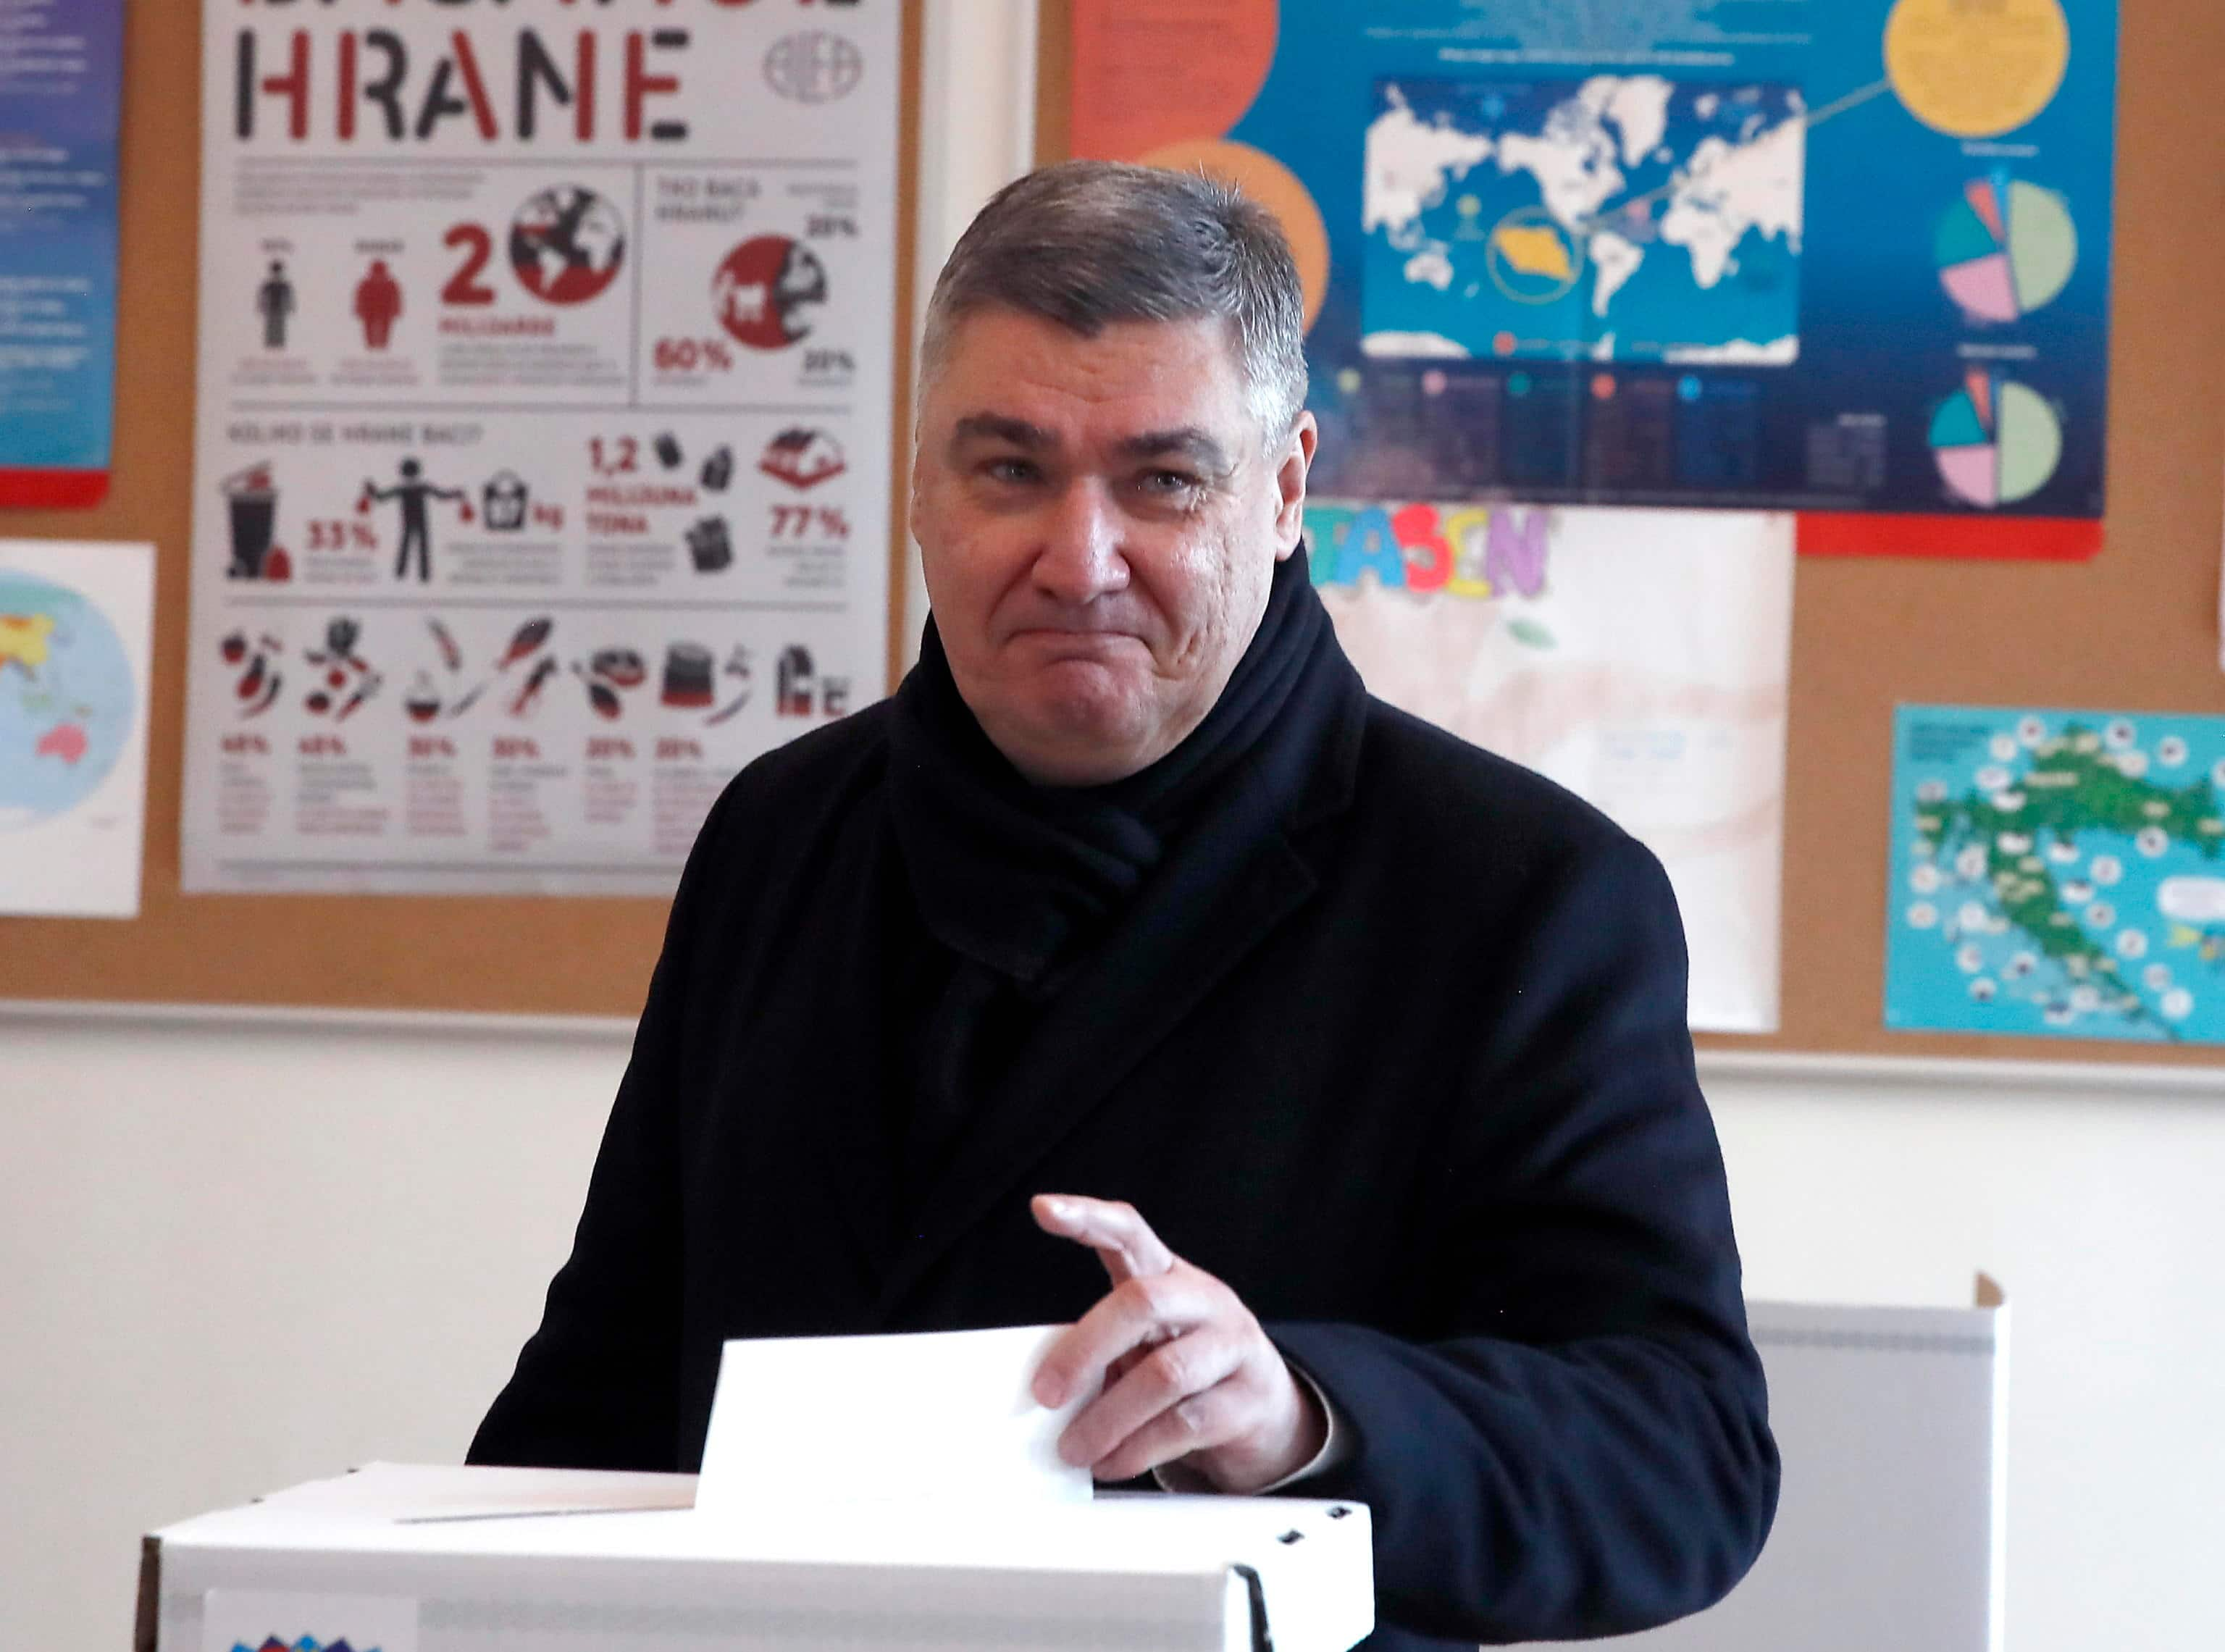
695 1325 1095 1519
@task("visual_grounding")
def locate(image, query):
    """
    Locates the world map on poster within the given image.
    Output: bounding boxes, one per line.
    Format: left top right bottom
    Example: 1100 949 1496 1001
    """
1362 75 1805 364
1888 707 2225 1046
0 572 137 830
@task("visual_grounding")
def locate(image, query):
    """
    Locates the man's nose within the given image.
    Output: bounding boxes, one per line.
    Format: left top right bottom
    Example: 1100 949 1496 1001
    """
1031 479 1129 604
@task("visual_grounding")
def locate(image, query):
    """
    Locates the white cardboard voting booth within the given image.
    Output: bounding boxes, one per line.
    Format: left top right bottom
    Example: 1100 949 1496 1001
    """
1598 1284 2010 1652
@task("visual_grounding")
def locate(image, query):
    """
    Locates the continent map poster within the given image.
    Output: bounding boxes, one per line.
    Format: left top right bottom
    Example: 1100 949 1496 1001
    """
0 0 124 508
1887 705 2225 1046
1070 0 2117 559
0 539 153 918
183 0 900 895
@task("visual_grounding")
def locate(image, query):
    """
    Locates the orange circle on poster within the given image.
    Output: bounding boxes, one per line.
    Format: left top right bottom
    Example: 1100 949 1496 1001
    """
1069 1 1280 161
1136 138 1329 331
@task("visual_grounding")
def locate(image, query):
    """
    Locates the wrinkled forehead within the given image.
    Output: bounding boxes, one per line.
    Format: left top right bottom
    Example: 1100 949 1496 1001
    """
922 306 1257 448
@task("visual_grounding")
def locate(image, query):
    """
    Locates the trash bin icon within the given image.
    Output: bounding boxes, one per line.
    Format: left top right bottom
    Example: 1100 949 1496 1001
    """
661 642 716 708
223 463 278 579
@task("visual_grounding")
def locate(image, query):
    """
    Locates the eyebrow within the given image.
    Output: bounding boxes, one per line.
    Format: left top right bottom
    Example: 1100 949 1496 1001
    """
1115 427 1236 477
950 414 1055 453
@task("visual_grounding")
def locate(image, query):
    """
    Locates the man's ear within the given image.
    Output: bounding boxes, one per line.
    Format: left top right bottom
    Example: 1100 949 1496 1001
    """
906 440 929 548
1271 412 1318 561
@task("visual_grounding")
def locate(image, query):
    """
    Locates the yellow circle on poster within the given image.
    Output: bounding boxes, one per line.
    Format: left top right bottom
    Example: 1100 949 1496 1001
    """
1137 138 1331 332
1884 0 2071 138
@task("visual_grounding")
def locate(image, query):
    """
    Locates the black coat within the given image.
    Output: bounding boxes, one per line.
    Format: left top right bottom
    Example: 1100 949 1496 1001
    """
471 687 1779 1648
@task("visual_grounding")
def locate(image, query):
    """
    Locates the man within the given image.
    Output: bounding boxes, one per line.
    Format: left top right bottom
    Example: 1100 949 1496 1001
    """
256 259 295 351
365 457 464 583
471 162 1778 1647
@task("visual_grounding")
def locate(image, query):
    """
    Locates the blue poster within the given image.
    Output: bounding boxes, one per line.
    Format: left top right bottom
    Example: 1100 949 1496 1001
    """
1073 0 2117 552
0 0 124 508
1887 706 2225 1046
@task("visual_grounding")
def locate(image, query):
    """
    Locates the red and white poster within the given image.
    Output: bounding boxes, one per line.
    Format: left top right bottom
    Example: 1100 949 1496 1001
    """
182 0 900 894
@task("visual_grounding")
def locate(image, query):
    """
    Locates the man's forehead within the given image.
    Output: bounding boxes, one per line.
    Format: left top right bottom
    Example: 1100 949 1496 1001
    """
930 309 1253 450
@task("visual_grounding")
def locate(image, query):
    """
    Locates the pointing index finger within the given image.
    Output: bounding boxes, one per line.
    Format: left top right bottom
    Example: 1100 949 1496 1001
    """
1031 1194 1177 1284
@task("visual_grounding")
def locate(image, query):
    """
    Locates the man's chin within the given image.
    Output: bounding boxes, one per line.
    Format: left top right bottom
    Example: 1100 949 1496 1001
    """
996 690 1167 787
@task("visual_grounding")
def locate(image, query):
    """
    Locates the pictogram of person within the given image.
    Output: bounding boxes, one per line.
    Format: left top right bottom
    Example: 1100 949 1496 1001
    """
354 259 403 351
364 458 465 584
256 260 296 351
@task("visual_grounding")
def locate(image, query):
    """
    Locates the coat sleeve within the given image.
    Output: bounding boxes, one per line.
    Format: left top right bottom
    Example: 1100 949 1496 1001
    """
1266 831 1779 1644
464 802 729 1473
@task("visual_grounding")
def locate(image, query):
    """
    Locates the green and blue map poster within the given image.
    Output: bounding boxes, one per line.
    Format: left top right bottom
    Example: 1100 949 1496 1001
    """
0 0 123 508
1070 0 2117 558
1887 707 2225 1045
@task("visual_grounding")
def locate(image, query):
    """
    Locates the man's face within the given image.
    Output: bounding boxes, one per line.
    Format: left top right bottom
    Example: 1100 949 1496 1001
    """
911 307 1315 787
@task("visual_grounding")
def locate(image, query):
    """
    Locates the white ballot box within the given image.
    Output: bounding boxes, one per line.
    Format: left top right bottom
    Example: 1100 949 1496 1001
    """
141 1330 1374 1651
136 1463 1375 1652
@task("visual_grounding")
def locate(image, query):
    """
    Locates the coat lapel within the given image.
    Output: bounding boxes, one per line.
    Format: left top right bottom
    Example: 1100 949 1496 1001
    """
747 824 916 1296
871 821 1321 1317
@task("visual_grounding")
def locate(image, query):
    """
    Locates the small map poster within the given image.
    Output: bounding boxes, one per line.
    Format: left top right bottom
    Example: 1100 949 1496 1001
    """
1887 705 2225 1045
0 540 154 918
1309 503 1794 1033
1070 0 2117 558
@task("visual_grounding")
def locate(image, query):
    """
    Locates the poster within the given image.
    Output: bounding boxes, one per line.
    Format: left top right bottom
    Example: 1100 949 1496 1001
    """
183 1 900 895
1309 503 1793 1033
1071 0 2116 558
0 540 154 918
0 0 124 508
1887 705 2225 1045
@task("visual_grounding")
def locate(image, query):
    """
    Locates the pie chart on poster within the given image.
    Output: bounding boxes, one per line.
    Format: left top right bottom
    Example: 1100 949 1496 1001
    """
1935 176 2077 323
1929 369 2062 508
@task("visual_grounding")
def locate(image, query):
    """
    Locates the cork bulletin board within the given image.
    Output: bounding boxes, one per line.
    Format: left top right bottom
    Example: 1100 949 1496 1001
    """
1037 0 2225 1068
9 1 2225 1069
0 1 924 1018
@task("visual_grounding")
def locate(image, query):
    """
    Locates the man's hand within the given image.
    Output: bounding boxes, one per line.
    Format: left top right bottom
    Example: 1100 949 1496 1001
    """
1028 1194 1326 1493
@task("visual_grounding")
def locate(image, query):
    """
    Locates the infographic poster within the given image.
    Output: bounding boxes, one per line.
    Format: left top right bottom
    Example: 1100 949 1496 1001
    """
0 0 124 508
1308 503 1793 1033
1887 706 2225 1046
183 1 900 895
1072 0 2117 558
0 540 154 918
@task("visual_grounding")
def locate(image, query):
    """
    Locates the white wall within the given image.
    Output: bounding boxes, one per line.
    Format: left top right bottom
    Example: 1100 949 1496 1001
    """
6 1015 2224 1651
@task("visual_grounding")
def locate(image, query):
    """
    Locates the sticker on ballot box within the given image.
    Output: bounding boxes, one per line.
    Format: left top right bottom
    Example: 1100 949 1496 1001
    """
203 1590 418 1652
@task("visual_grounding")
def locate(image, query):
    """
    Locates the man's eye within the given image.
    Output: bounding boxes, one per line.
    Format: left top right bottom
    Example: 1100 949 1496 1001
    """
983 458 1039 484
1139 469 1200 495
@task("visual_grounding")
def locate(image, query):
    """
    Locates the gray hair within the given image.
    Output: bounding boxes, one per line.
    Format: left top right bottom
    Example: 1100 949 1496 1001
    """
918 160 1309 448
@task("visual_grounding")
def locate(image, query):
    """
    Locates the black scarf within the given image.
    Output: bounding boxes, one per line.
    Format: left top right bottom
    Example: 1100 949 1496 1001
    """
881 546 1358 1204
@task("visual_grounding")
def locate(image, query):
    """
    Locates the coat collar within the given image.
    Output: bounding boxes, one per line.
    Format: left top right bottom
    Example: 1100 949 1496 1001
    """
863 671 1369 1317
